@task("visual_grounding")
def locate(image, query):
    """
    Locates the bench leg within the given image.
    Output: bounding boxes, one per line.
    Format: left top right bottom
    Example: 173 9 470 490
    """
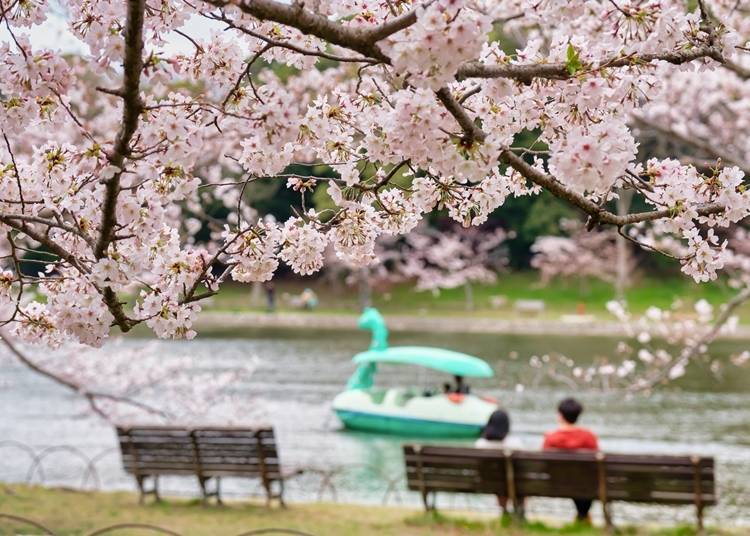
275 480 287 508
136 476 146 505
421 491 436 512
198 476 223 506
602 501 614 533
153 476 161 502
512 498 525 523
198 476 209 505
260 478 286 508
136 475 160 504
262 479 272 507
696 504 704 535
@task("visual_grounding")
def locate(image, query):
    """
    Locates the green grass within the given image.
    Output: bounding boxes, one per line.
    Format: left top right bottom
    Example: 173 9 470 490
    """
204 272 748 321
0 485 734 536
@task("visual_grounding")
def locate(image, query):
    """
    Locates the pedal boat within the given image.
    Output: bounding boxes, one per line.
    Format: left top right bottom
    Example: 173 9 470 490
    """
333 308 497 438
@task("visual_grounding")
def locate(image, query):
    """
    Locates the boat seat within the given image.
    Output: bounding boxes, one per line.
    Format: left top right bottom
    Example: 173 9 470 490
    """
393 389 418 407
366 389 387 405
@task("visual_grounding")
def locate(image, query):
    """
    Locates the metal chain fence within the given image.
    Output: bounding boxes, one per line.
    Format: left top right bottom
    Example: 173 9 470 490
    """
1 439 749 529
0 513 319 536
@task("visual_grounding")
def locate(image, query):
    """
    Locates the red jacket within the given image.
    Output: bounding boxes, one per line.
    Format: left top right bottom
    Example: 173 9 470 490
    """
543 428 599 451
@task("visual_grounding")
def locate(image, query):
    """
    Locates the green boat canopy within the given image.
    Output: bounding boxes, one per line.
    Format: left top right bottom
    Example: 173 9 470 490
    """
352 346 494 378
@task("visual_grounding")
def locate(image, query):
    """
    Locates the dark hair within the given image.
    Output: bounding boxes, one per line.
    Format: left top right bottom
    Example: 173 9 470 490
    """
558 397 583 424
481 409 510 441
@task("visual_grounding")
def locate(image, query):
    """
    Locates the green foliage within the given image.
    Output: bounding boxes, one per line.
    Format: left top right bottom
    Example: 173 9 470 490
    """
492 193 576 268
566 43 583 75
18 245 57 276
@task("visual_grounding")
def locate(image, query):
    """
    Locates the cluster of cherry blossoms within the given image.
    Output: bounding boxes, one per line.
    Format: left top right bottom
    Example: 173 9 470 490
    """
520 298 747 393
0 0 750 347
380 0 491 89
623 160 750 282
0 336 262 424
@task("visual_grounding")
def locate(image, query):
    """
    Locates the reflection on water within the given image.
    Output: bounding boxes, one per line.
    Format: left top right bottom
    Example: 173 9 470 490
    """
1 327 749 525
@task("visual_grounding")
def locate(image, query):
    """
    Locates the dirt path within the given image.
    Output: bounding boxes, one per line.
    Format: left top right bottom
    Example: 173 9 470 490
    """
196 311 750 339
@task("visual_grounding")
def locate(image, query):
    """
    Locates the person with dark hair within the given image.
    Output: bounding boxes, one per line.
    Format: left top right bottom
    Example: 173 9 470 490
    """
475 409 523 515
454 375 470 394
543 397 599 523
476 409 511 447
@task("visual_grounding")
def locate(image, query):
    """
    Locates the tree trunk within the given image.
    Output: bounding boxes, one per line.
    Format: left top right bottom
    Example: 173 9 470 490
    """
615 190 633 301
464 281 474 311
250 281 263 308
359 268 372 309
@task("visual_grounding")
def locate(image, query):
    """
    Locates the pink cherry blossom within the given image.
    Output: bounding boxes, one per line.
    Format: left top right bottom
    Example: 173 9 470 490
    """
0 0 746 347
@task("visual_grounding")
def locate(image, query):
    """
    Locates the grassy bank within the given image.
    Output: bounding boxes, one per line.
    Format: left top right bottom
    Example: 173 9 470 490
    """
206 273 747 321
0 485 733 536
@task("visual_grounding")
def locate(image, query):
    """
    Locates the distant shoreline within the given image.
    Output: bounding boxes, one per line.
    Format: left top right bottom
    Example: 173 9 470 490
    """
195 311 750 340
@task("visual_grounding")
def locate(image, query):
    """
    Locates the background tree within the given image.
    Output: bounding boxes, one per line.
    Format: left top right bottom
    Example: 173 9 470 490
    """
328 223 510 309
0 0 748 351
531 218 636 293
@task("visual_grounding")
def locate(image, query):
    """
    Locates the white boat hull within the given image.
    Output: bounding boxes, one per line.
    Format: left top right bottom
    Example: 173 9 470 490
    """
332 388 497 437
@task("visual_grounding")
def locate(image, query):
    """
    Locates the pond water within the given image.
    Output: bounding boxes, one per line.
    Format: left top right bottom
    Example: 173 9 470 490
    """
1 326 749 526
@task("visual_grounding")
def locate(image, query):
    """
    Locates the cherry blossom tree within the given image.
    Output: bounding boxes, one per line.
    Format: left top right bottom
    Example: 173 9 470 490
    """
328 223 509 308
394 225 508 309
531 218 635 287
1 0 750 350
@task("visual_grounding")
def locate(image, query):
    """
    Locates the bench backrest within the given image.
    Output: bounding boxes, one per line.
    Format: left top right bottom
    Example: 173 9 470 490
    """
403 445 716 506
117 426 280 480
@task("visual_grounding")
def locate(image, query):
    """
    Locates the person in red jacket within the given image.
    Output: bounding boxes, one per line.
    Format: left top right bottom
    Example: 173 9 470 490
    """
543 397 599 523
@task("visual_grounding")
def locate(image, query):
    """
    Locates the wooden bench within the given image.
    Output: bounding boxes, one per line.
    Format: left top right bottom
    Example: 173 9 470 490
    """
403 445 716 531
117 426 290 505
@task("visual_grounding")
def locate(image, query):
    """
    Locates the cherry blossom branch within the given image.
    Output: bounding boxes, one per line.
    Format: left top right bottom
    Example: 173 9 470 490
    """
204 0 391 62
0 214 93 245
94 0 145 259
222 42 272 106
2 133 24 212
501 149 726 226
209 12 379 65
0 215 139 331
1 0 746 347
0 331 170 421
434 86 728 228
204 0 726 85
722 56 750 79
0 217 89 273
91 0 146 332
456 44 725 81
628 285 750 392
179 225 253 304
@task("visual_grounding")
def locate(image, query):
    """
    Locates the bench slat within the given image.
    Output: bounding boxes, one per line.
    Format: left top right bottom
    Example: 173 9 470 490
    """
403 445 717 509
117 426 285 500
